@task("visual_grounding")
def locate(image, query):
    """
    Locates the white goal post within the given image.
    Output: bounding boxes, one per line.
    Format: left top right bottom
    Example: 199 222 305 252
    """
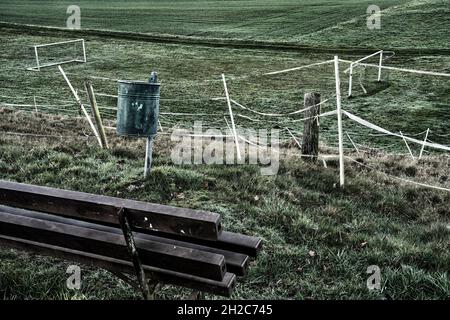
345 50 383 97
27 39 87 71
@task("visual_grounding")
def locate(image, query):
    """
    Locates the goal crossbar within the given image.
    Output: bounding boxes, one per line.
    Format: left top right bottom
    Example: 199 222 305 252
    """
345 50 383 97
27 39 86 71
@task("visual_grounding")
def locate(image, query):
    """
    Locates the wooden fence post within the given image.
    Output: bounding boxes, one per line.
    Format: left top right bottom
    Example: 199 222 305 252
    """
301 92 321 161
85 81 109 149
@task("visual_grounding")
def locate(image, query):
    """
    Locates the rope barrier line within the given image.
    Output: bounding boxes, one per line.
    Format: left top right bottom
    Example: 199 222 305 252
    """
230 97 330 117
347 156 450 193
291 109 337 122
340 59 450 77
263 60 335 76
345 131 360 155
285 127 302 150
343 50 383 73
0 131 93 139
218 60 335 81
343 110 450 153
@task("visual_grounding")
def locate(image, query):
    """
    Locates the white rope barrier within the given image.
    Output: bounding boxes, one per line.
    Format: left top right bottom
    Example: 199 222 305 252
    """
0 131 93 139
343 110 450 153
285 127 302 150
345 131 360 155
230 98 330 117
418 128 430 160
343 50 383 73
399 131 415 159
291 109 337 122
263 60 335 76
347 156 450 193
340 59 450 77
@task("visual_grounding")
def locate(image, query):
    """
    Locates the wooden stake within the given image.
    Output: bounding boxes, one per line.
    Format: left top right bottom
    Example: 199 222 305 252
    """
84 81 109 149
118 207 153 300
334 56 345 187
301 92 321 161
58 66 103 147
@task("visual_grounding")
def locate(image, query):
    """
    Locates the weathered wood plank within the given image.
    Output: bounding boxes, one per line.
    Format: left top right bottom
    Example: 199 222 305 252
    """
0 180 221 240
0 211 226 280
143 229 262 258
0 205 249 276
0 234 236 297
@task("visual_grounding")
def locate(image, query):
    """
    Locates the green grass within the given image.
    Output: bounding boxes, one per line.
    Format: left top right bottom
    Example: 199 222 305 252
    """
0 109 449 299
0 0 449 50
0 27 449 153
0 1 449 300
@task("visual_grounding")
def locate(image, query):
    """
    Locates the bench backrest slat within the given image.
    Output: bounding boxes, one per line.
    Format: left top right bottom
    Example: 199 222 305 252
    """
0 180 221 241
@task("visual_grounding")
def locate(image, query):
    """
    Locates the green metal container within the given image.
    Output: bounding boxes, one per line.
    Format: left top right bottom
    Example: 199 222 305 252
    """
116 77 160 137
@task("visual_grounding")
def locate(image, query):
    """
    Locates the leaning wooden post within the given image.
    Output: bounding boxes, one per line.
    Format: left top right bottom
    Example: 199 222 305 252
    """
117 207 153 300
85 81 109 149
58 65 103 147
334 56 345 187
301 92 321 161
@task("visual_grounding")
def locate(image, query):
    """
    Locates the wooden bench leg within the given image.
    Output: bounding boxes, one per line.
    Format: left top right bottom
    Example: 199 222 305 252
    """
148 276 161 300
118 207 152 300
188 290 203 300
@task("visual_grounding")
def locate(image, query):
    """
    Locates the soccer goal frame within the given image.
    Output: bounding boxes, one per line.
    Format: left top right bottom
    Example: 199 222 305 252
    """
27 39 87 71
346 50 383 97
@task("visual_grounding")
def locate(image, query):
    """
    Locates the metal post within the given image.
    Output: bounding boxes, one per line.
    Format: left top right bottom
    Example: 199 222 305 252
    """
144 137 153 178
348 63 353 97
144 71 159 178
334 56 345 187
378 50 383 82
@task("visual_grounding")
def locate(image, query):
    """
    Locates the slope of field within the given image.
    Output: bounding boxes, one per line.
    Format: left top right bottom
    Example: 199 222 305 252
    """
1 28 449 153
0 0 449 50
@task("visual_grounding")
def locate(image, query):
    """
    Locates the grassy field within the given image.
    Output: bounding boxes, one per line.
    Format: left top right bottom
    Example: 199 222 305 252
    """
0 0 449 50
0 109 449 299
0 1 449 300
0 27 449 152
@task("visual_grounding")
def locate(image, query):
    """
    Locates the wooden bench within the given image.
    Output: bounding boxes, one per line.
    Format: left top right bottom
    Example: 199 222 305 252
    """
0 180 262 298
